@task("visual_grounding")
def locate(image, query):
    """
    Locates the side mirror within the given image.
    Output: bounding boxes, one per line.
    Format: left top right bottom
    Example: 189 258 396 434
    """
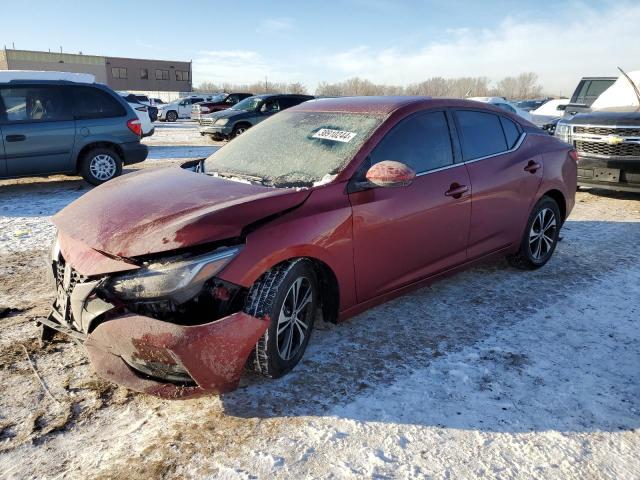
365 161 416 188
557 104 567 111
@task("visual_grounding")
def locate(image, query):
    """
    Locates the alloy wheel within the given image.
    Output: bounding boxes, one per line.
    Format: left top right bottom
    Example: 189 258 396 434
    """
89 154 117 181
529 208 557 261
276 277 313 361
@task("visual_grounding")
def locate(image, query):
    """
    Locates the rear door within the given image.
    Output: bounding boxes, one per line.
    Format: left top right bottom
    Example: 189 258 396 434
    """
454 110 543 258
1 84 76 176
349 110 471 301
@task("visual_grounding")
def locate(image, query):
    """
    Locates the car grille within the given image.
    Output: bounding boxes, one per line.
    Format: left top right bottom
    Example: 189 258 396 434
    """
53 255 87 324
574 126 640 136
200 117 215 126
575 140 640 157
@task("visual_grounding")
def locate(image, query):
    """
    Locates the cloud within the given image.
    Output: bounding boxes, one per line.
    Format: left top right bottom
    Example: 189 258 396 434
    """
256 18 294 34
191 3 640 94
314 2 640 94
193 50 287 85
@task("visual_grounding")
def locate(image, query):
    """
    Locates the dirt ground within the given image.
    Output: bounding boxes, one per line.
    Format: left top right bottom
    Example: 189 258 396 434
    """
0 122 638 479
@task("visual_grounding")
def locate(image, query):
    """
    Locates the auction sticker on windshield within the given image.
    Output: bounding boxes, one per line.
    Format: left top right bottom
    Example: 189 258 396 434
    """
312 129 357 143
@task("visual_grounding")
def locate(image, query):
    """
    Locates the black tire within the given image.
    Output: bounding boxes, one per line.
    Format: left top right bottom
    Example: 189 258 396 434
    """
232 123 250 138
80 147 123 185
507 196 562 270
244 259 318 378
166 110 178 122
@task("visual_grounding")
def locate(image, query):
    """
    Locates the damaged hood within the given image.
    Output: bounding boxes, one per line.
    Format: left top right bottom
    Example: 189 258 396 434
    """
53 167 311 258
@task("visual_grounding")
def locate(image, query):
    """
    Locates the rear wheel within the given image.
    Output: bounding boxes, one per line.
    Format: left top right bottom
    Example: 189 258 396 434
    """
166 110 178 122
244 260 318 378
507 196 561 270
80 148 122 185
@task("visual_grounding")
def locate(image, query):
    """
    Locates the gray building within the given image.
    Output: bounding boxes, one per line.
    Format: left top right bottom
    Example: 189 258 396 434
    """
0 49 192 100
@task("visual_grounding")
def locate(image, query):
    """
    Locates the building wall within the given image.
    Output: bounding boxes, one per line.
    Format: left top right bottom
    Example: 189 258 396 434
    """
3 49 108 83
105 57 192 93
0 50 192 93
0 50 8 70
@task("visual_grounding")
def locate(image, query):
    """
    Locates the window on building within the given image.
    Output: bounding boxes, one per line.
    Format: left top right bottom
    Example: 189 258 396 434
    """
155 69 169 80
176 70 190 81
140 68 149 80
111 67 127 79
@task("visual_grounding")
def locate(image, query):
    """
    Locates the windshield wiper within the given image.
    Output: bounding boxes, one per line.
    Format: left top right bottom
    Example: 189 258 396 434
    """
207 169 266 184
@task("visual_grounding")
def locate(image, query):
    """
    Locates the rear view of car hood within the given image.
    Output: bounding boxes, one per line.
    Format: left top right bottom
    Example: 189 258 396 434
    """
53 167 311 259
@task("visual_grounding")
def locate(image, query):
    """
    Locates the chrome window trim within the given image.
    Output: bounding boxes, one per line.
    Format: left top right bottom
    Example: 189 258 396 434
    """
415 132 527 177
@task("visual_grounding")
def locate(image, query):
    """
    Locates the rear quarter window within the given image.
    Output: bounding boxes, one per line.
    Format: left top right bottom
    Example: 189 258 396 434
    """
455 110 508 161
500 116 521 149
72 86 126 119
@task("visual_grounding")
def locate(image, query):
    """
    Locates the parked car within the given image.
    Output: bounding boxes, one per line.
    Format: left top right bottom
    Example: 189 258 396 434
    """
157 95 217 121
560 76 616 118
199 94 314 140
468 97 532 121
191 92 254 121
530 98 570 134
0 71 147 185
555 70 640 193
41 96 576 398
119 93 156 134
516 99 549 112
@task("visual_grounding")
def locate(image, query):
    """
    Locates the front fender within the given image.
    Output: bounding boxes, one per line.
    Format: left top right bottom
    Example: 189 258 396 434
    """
218 183 357 312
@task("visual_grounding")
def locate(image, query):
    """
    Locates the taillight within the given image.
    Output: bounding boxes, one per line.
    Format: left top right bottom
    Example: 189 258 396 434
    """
127 119 142 137
569 149 579 163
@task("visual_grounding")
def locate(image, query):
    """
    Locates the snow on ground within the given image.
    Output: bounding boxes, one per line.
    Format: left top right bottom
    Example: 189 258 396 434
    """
0 124 639 478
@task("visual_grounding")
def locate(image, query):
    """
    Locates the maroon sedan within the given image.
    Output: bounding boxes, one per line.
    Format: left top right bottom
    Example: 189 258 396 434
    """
43 97 577 398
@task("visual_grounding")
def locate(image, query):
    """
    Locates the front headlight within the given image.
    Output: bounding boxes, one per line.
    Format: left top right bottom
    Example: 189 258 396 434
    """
214 118 229 126
107 246 241 303
554 122 571 143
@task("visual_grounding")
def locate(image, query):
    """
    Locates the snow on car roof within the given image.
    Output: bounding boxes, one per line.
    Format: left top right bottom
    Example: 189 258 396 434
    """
591 71 640 111
0 70 95 83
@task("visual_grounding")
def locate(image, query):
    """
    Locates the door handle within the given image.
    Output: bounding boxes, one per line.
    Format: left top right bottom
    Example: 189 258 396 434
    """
5 134 26 142
524 160 541 173
445 183 469 198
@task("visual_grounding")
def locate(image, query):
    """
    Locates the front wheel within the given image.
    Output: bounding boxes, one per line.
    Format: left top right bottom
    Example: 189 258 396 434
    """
166 110 178 122
80 148 122 185
244 260 318 378
507 196 561 270
232 124 249 138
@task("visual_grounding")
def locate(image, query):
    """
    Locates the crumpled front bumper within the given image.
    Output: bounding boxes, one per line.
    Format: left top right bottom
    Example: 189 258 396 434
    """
81 312 269 399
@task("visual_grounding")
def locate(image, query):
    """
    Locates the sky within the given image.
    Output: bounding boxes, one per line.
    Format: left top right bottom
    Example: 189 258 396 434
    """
2 0 639 95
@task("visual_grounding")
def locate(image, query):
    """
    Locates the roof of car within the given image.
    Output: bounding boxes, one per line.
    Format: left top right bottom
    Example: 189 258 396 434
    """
0 70 95 84
290 96 535 125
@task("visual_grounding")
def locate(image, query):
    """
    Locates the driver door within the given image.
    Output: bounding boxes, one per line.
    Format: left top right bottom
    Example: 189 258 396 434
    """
349 110 471 302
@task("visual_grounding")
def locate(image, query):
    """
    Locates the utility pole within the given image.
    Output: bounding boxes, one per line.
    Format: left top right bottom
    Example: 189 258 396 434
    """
265 75 268 93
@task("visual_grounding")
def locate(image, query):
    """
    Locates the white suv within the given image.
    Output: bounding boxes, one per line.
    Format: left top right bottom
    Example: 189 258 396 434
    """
157 95 217 122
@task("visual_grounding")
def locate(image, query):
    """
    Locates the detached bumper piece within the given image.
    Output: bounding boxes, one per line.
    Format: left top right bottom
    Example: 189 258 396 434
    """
84 312 269 399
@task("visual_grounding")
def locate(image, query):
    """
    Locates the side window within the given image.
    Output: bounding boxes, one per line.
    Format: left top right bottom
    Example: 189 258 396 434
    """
262 99 281 112
0 86 71 123
500 116 521 149
369 111 454 174
226 95 238 104
456 110 508 161
72 86 126 119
